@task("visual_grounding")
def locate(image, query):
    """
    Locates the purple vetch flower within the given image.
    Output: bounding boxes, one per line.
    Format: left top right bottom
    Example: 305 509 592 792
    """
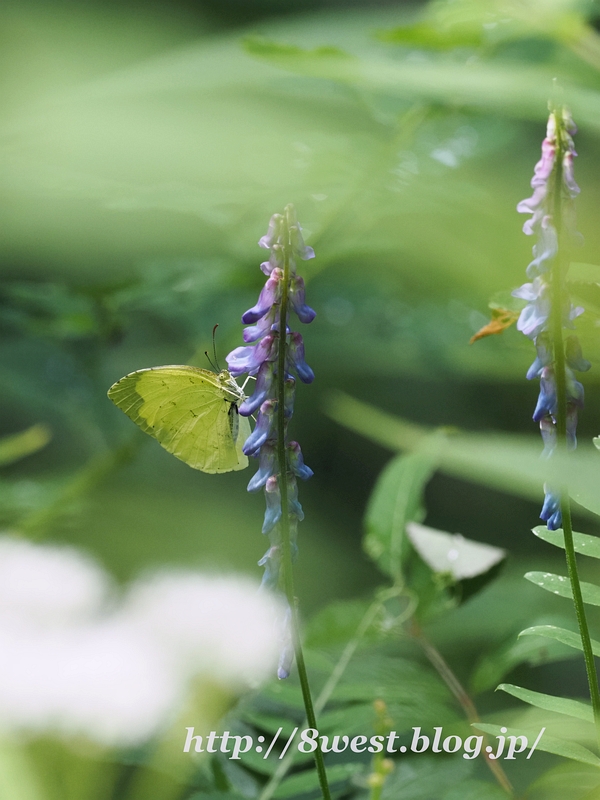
513 277 551 338
287 442 314 481
247 444 277 492
226 206 316 677
541 485 562 531
260 243 283 276
259 214 284 250
514 108 590 530
226 333 277 378
242 400 276 457
287 333 315 384
526 334 552 380
242 270 283 324
239 362 275 417
262 476 282 534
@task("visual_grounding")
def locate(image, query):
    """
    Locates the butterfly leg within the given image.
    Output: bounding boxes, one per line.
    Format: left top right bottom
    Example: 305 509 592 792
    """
240 374 256 392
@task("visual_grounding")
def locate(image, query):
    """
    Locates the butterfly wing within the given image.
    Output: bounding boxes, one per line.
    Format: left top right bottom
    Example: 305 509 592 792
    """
107 365 249 473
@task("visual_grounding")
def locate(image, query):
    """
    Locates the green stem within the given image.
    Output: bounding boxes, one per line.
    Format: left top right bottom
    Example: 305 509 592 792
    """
412 624 513 796
258 600 382 800
276 208 331 800
551 111 600 750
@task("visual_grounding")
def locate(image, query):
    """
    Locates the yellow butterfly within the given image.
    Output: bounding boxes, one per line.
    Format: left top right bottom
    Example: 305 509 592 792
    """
107 366 250 473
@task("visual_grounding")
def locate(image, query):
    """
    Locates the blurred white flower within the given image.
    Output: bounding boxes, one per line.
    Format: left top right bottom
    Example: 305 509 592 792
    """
123 572 283 685
0 538 108 626
0 536 280 747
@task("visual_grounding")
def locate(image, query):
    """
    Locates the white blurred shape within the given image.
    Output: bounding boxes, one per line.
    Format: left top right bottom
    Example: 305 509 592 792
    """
0 538 108 626
124 573 281 686
0 536 280 747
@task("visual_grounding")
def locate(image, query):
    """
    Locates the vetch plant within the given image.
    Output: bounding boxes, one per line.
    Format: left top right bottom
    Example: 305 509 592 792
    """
108 203 332 799
226 205 332 800
473 105 600 762
513 107 589 531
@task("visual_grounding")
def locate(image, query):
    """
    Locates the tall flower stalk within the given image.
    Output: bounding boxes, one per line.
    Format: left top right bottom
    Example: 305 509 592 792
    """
226 205 331 800
514 107 600 742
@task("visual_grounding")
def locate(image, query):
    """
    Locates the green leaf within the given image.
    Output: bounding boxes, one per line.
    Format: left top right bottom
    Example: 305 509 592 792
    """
473 724 600 767
377 23 483 50
0 425 51 467
243 33 600 132
364 442 439 580
471 626 577 693
187 795 244 800
519 625 600 657
526 761 600 800
381 756 474 799
442 781 507 800
273 763 362 799
325 393 600 513
497 683 594 723
533 526 600 559
305 598 379 649
330 654 451 707
239 711 298 739
244 36 354 64
406 521 505 580
525 572 600 606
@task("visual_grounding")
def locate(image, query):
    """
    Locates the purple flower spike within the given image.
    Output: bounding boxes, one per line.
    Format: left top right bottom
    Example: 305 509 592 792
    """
290 225 315 261
539 415 557 458
566 336 591 372
526 219 558 278
260 244 283 276
513 110 589 530
258 545 281 590
226 206 316 613
513 277 551 339
565 369 584 407
563 151 580 197
226 333 276 377
262 475 282 534
243 308 275 344
287 332 315 383
259 214 284 250
243 400 276 456
287 441 313 481
289 276 317 323
566 404 579 449
533 367 557 421
239 362 275 417
287 475 304 521
284 376 296 419
242 269 283 324
541 486 562 530
526 334 552 380
247 443 277 492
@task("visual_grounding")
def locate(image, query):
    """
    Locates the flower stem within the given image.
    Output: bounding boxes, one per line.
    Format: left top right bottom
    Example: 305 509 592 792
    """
551 112 600 750
258 600 382 800
276 210 332 800
411 623 513 795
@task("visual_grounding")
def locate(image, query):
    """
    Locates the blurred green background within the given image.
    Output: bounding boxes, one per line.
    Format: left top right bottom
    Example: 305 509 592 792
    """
2 0 600 629
3 0 600 610
4 1 600 797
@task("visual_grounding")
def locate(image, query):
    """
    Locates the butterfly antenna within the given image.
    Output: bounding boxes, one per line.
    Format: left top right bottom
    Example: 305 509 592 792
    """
204 350 217 371
212 324 221 371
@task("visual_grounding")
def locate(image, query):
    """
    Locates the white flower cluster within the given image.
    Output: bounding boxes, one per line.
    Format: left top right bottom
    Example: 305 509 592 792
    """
0 537 280 747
